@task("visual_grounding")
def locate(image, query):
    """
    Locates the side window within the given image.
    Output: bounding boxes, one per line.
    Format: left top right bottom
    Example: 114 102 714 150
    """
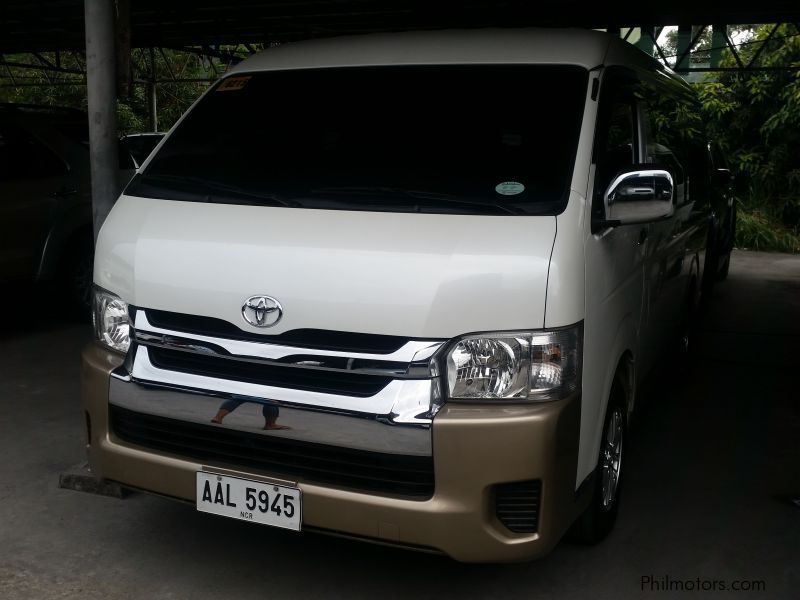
0 123 67 181
604 102 637 173
593 72 638 217
638 82 702 205
686 140 712 208
641 103 686 204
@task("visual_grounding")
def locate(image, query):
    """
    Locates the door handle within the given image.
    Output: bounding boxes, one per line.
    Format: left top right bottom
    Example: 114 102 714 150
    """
50 186 78 199
638 228 648 245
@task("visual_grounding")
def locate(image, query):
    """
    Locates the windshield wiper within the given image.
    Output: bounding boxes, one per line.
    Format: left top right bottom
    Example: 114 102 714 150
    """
135 173 301 208
311 185 523 215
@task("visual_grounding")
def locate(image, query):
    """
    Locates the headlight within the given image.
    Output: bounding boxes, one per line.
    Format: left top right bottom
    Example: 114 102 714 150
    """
92 287 131 353
444 324 582 401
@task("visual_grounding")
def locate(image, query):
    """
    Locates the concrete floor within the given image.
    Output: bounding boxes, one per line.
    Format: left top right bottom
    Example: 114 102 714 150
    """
1 249 798 599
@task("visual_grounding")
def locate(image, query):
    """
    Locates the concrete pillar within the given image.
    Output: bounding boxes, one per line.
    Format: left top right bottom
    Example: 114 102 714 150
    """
116 0 132 97
84 0 120 240
711 24 727 68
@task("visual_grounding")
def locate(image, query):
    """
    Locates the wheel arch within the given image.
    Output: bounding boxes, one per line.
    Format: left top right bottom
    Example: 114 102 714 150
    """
614 350 635 421
687 251 702 311
36 209 93 281
580 315 637 488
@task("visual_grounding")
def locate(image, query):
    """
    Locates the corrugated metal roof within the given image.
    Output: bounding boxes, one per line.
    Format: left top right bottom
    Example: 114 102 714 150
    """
2 0 799 53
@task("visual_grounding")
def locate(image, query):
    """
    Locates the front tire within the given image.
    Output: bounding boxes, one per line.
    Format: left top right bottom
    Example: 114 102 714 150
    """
701 216 719 302
569 385 626 544
716 203 736 282
716 252 731 281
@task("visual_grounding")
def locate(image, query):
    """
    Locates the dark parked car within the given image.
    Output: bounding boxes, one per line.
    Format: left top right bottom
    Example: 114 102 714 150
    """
0 103 135 314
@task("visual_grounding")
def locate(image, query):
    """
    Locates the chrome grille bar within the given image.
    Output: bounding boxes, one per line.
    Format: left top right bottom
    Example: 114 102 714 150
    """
128 346 436 425
113 310 446 457
133 310 445 378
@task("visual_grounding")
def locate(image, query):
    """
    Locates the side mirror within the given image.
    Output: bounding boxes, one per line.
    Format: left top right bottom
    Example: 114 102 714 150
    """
714 168 734 188
603 168 674 226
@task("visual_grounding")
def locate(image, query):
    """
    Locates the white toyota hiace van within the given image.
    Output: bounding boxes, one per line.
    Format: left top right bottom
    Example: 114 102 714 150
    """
84 29 713 562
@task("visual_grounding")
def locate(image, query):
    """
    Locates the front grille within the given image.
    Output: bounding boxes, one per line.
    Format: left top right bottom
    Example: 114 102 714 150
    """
111 405 434 498
144 308 411 353
494 480 542 533
147 346 392 398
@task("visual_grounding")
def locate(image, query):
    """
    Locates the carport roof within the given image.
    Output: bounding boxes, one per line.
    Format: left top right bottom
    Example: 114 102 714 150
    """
2 0 800 53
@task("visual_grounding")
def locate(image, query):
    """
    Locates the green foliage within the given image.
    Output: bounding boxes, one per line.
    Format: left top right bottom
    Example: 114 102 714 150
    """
660 25 755 68
640 23 800 251
0 48 250 134
736 205 799 253
0 52 87 109
695 24 800 246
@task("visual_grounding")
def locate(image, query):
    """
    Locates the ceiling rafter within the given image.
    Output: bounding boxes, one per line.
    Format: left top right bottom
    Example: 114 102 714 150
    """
3 1 800 54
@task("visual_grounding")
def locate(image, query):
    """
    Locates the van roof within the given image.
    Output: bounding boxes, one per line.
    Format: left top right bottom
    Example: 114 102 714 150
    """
228 28 671 76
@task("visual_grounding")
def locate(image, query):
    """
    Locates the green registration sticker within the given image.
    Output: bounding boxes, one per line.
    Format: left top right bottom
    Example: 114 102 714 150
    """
495 181 525 196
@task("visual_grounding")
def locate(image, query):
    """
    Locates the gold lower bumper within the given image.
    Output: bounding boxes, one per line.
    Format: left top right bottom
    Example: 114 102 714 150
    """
82 343 587 563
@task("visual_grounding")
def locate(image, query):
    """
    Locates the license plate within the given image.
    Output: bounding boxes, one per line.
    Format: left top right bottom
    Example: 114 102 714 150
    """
196 472 302 531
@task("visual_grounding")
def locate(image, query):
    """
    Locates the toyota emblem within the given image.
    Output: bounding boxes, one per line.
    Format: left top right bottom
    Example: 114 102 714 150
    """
242 295 283 328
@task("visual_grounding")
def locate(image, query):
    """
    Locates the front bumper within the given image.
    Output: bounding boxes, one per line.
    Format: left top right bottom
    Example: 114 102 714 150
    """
83 342 586 562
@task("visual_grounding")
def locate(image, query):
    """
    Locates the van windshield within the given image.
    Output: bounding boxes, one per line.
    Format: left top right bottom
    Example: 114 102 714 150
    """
127 65 588 216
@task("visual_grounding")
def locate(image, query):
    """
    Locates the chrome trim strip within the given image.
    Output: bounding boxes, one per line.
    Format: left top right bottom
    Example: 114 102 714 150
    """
135 331 421 378
135 311 444 362
130 346 437 425
109 378 432 456
110 367 131 382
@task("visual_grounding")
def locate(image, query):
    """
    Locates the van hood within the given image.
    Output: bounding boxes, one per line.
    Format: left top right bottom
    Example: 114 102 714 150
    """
95 196 555 338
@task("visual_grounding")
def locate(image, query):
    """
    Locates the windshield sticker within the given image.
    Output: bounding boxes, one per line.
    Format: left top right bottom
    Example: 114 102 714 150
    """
495 181 525 196
216 76 252 92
